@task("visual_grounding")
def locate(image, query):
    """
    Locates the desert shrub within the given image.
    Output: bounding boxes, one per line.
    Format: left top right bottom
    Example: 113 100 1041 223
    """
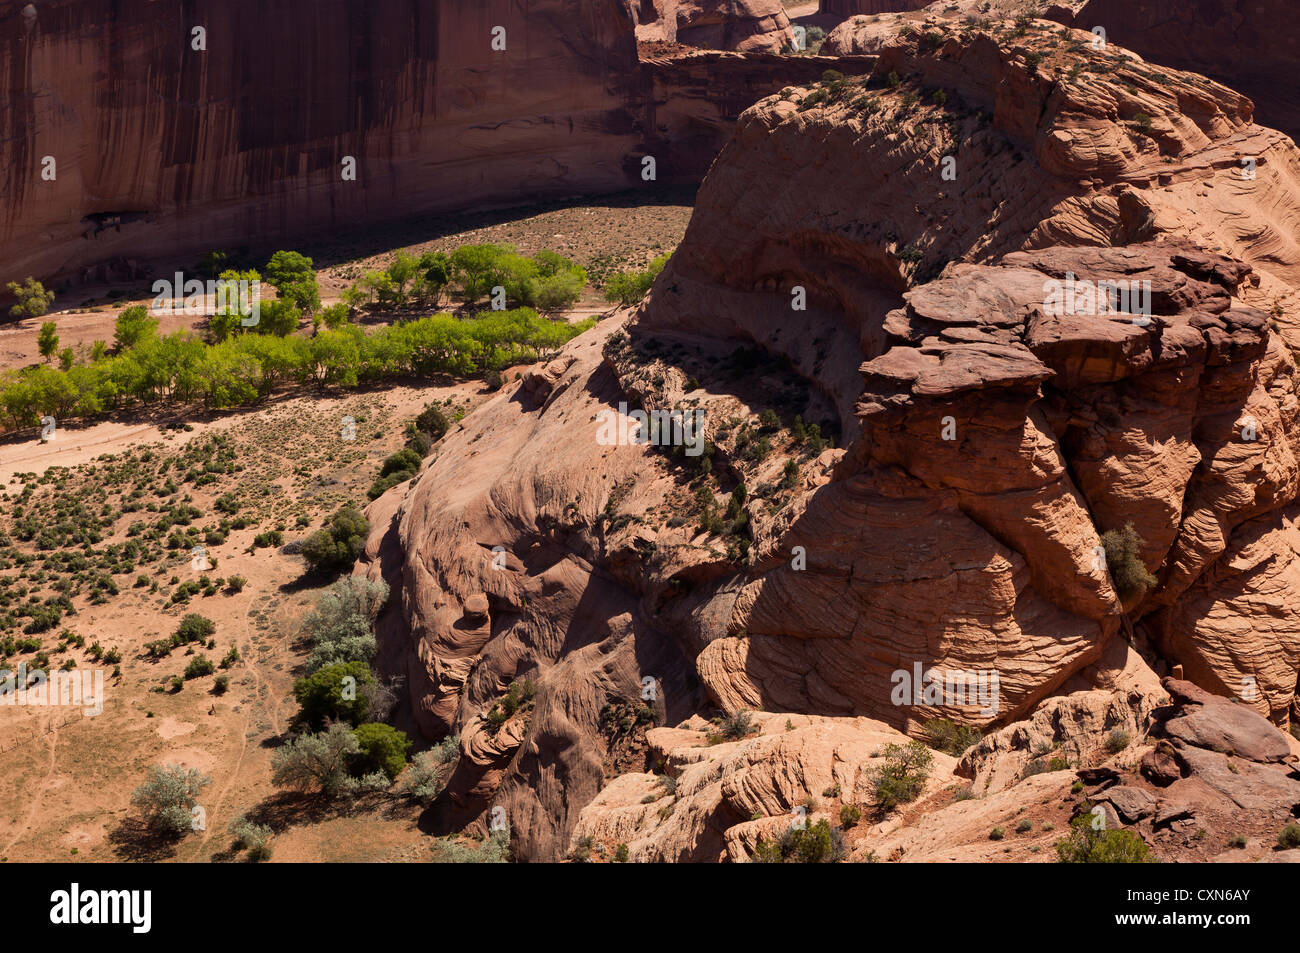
183 655 215 679
752 819 843 863
840 804 862 828
570 835 594 862
225 575 247 593
429 830 510 863
1056 816 1152 863
1105 728 1132 753
301 576 388 672
707 709 757 744
869 741 933 810
400 734 460 803
1016 819 1033 833
990 827 1005 840
1101 523 1157 598
292 661 373 730
380 447 421 478
228 815 274 862
613 843 629 863
351 722 412 780
921 717 982 756
1278 823 1300 849
603 255 669 306
301 504 369 574
369 446 423 499
413 403 452 443
213 674 230 694
271 722 361 797
484 678 537 733
130 764 210 837
175 613 216 644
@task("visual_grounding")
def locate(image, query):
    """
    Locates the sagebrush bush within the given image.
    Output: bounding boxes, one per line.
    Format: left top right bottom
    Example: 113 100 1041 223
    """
271 722 360 797
130 764 210 837
301 576 388 673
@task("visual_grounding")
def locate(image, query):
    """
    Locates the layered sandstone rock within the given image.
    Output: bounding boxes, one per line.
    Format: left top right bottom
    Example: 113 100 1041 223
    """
1070 0 1300 142
629 0 796 52
362 21 1300 858
1081 678 1300 860
0 0 821 290
819 0 931 16
570 711 958 862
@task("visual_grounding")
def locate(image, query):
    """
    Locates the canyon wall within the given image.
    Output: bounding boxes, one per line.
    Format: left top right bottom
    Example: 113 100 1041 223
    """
818 0 931 16
360 18 1300 858
629 0 796 51
1071 0 1300 143
0 0 820 291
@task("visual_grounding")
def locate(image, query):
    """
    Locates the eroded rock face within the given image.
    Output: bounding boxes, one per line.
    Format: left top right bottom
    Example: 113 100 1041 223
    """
0 0 822 288
362 21 1300 858
629 0 796 51
819 0 931 16
1070 0 1300 142
1082 677 1300 859
570 711 958 862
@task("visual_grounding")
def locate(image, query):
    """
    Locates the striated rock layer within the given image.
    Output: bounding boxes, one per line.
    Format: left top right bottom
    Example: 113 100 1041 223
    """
361 20 1300 858
1070 0 1300 143
0 0 828 289
819 0 931 16
629 0 796 52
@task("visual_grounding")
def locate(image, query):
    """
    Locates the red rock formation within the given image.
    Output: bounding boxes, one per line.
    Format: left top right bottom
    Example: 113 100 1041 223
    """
0 0 822 292
819 0 931 15
629 0 796 51
360 20 1300 858
1070 0 1300 142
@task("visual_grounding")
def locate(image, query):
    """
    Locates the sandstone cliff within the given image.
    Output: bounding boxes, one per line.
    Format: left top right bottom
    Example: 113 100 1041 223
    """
629 0 796 51
819 0 931 16
360 18 1300 859
0 0 813 290
1070 0 1300 143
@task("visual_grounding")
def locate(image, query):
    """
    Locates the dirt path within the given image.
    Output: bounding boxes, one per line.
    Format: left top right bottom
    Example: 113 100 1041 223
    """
0 423 162 485
3 721 60 855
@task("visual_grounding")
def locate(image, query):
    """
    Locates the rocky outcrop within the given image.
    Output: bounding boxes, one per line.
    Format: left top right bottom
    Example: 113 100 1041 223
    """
630 0 796 52
362 20 1300 859
819 0 931 16
0 0 836 291
1083 677 1300 860
1070 0 1300 142
570 711 958 862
